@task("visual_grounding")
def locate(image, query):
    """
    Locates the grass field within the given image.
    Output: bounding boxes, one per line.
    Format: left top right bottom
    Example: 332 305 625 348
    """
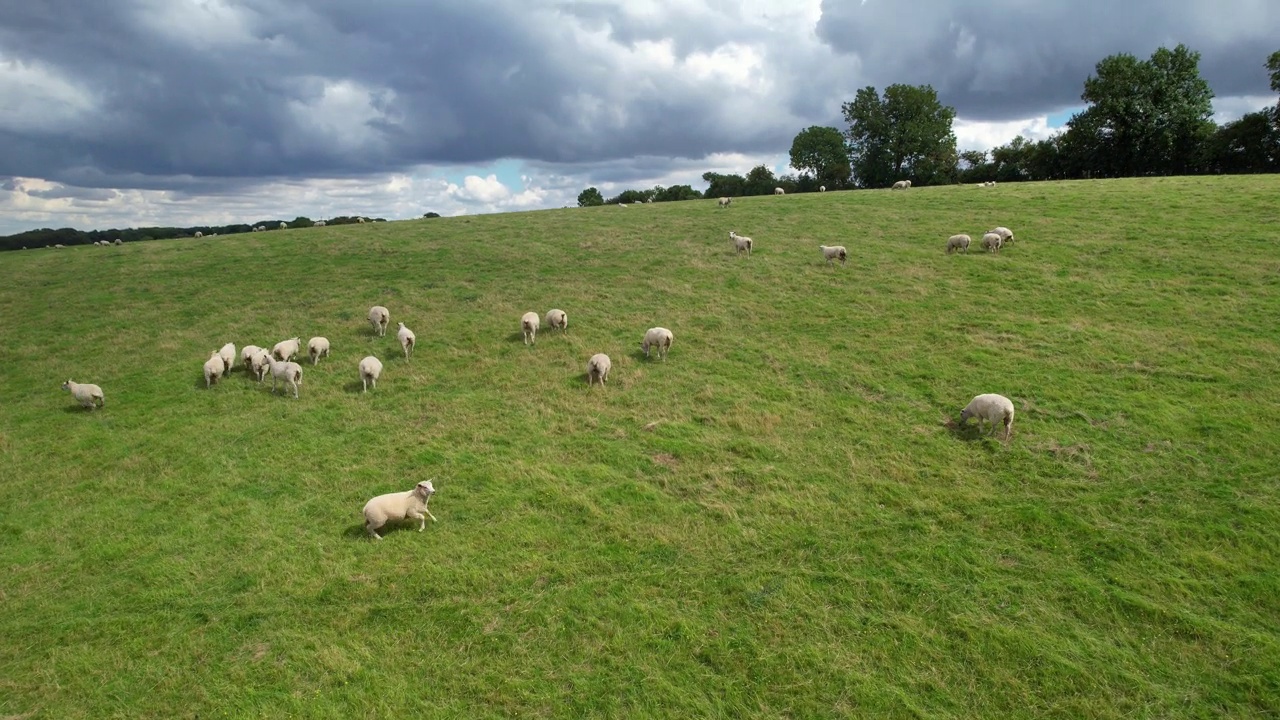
1 175 1279 718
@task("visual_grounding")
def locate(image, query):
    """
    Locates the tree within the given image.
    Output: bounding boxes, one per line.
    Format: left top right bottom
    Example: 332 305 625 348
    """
841 84 957 188
1204 111 1280 174
1268 50 1280 94
743 164 778 195
702 172 745 197
1064 44 1214 177
577 187 604 207
423 212 441 218
789 126 852 189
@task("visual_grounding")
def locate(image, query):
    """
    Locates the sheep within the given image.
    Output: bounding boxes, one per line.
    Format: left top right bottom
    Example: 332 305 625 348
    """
587 353 612 387
520 312 539 346
368 306 390 336
959 393 1015 441
272 337 301 362
819 245 848 265
891 180 909 190
114 238 122 245
982 232 1003 253
61 380 104 410
203 351 226 388
717 197 732 208
989 226 1015 245
241 345 263 372
774 187 785 195
544 309 568 334
254 226 265 232
729 231 752 256
218 342 236 373
278 222 288 230
54 244 64 249
819 185 827 192
641 327 674 361
314 220 326 227
194 231 203 238
357 217 367 224
264 355 303 398
397 322 416 359
946 234 971 254
359 355 383 393
308 337 330 365
250 349 272 382
362 479 437 539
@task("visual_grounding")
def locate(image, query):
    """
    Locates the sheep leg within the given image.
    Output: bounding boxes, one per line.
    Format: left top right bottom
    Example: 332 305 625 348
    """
425 508 437 522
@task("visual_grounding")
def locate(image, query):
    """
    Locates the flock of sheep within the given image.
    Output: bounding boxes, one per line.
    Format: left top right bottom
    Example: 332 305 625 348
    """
58 187 1019 538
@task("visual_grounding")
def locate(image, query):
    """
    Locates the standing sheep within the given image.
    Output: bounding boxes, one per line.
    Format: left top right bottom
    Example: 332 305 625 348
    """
773 187 785 195
959 393 1016 441
314 220 326 227
218 343 236 373
520 312 539 345
264 355 303 399
729 231 753 256
241 345 263 372
203 351 226 388
946 234 971 254
278 222 288 230
544 309 568 334
982 232 1003 253
61 380 104 410
819 245 847 265
717 197 732 208
819 185 827 192
891 180 907 190
587 353 612 387
362 479 437 539
308 337 330 365
359 356 383 393
397 322 416 359
368 306 390 336
250 349 272 382
357 217 367 224
989 226 1015 245
272 337 301 362
641 327 674 361
194 231 204 238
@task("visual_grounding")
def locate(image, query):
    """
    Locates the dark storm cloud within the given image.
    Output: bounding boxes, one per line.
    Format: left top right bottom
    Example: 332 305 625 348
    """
816 0 1280 121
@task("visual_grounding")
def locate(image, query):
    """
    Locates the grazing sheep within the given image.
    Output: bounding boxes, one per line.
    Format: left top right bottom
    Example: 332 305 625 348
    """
989 226 1015 245
717 197 732 208
774 187 785 195
314 220 326 227
819 185 827 192
587 353 612 387
241 345 263 372
250 349 271 382
308 337 330 365
272 337 301 362
254 226 266 232
194 231 203 238
61 380 104 410
397 322 416 359
362 479 437 539
54 244 64 249
982 232 1003 253
729 231 753 256
368 306 390 336
544 309 568 334
264 355 303 398
218 342 236 373
278 222 288 230
359 355 383 393
819 245 848 265
641 327 674 361
520 312 539 345
357 217 367 224
891 180 909 190
203 351 226 388
946 234 971 254
114 238 122 245
959 393 1016 441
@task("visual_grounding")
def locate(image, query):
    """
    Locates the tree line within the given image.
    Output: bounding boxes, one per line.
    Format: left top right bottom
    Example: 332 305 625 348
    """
578 44 1279 206
0 215 391 252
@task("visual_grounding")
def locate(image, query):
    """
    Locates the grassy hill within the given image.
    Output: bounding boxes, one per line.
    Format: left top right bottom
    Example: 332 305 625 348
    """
1 176 1278 718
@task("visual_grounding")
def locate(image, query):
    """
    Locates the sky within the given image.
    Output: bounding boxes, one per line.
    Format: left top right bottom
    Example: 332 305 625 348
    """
0 0 1276 236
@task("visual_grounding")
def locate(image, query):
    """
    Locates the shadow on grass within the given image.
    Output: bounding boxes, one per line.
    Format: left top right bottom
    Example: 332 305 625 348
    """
508 331 533 345
61 404 101 414
944 418 1010 449
343 521 424 540
345 380 372 395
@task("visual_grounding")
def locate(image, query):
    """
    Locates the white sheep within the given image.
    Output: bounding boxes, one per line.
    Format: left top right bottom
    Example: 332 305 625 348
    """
989 226 1015 245
819 185 827 192
729 231 752 256
397 322 416 359
314 220 326 227
717 197 732 208
241 345 263 372
368 306 390 336
520 312 539 345
359 355 383 393
194 231 203 238
641 327 673 361
774 187 785 195
357 217 367 224
544 309 568 334
959 393 1015 441
891 180 909 190
982 232 1003 253
203 351 226 388
254 226 266 232
218 342 236 373
308 337 330 365
54 244 64 249
819 245 847 265
114 238 122 245
272 337 301 362
264 355 303 398
250 349 272 382
946 234 971 254
278 222 288 230
362 479 437 539
587 353 612 387
61 380 104 409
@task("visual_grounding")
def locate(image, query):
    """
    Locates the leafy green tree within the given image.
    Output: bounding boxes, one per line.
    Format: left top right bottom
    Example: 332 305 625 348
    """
423 212 441 218
789 126 851 189
702 172 745 197
743 164 779 195
653 184 703 202
1204 111 1280 173
577 187 604 207
841 84 957 188
1268 50 1280 94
